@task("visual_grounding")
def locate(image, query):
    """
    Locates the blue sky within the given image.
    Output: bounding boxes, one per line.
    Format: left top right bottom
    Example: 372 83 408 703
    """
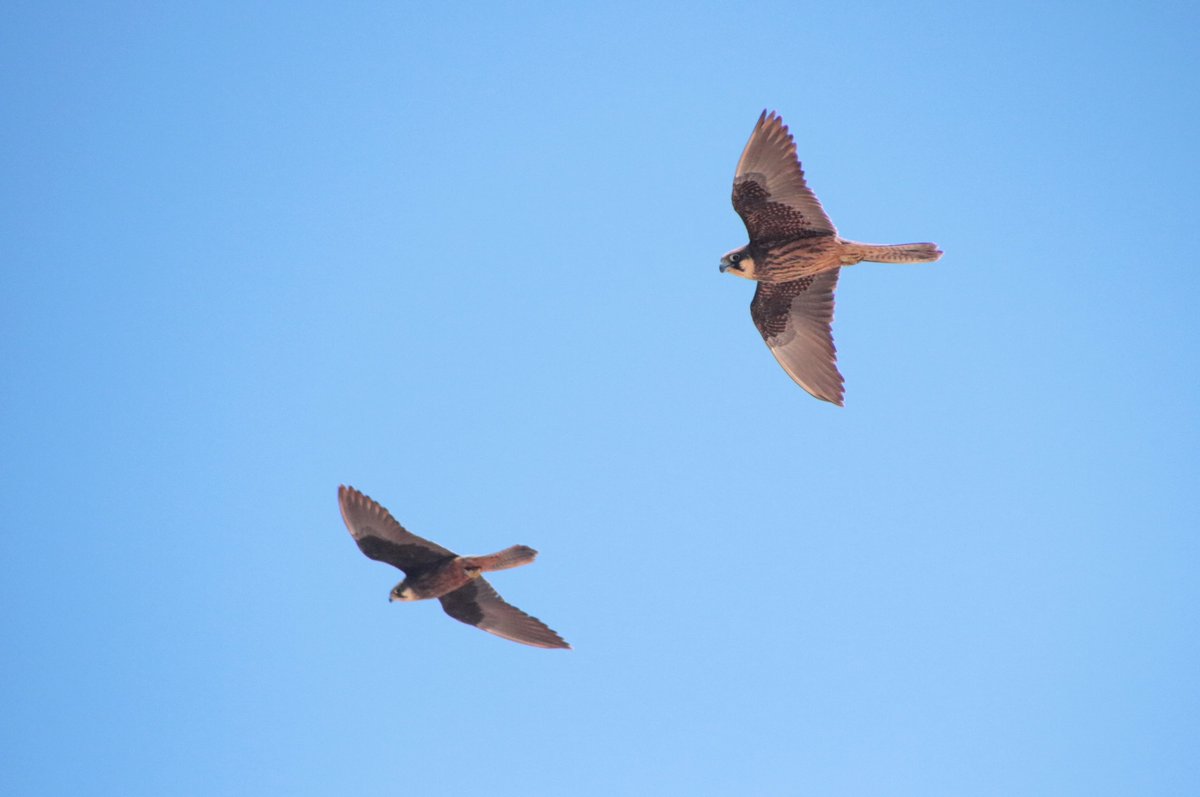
2 2 1197 795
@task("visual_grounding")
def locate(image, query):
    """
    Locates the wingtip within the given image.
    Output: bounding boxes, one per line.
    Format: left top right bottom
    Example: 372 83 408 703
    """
754 109 791 148
336 484 356 529
338 483 360 509
814 391 845 407
338 484 380 524
529 626 572 650
543 633 572 650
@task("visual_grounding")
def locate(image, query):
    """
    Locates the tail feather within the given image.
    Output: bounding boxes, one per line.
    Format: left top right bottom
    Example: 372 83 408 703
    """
845 242 942 264
468 545 538 573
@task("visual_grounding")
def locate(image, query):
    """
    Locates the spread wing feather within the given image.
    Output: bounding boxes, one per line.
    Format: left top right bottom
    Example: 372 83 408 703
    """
440 578 570 649
733 110 836 241
338 485 455 574
750 270 844 406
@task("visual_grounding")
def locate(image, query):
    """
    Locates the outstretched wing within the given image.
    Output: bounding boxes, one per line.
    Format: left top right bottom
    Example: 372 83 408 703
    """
439 578 570 649
750 270 844 406
338 485 455 574
733 110 836 242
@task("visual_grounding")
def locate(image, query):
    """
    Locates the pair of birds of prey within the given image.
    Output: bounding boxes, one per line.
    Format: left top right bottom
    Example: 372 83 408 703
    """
340 110 943 648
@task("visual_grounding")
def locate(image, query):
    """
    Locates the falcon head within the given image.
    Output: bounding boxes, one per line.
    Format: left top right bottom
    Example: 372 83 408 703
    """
389 581 417 602
720 247 757 279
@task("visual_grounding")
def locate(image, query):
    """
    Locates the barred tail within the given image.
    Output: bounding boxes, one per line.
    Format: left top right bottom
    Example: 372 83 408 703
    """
468 545 538 572
845 242 943 264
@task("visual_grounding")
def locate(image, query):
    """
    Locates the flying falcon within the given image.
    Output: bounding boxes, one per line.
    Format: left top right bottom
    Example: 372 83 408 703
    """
721 110 943 405
338 485 569 649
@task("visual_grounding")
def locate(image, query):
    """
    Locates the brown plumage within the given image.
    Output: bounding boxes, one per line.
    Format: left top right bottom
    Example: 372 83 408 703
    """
721 110 943 405
337 485 569 649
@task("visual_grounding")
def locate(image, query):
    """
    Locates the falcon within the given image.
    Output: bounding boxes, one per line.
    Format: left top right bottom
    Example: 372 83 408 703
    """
338 485 569 649
721 110 943 405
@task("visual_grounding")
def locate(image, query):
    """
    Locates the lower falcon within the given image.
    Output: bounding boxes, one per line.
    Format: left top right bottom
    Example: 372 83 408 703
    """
338 485 569 649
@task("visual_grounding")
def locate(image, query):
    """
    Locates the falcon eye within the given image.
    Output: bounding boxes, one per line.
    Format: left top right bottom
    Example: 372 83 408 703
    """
730 253 742 263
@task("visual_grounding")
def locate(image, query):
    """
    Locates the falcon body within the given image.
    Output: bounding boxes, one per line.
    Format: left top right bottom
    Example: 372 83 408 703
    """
338 485 569 649
389 545 537 601
722 110 943 405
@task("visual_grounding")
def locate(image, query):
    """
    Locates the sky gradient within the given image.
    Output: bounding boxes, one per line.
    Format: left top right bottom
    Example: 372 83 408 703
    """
3 2 1198 795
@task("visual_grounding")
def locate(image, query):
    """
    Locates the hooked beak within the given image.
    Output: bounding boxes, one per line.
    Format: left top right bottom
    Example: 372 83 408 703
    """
719 262 730 273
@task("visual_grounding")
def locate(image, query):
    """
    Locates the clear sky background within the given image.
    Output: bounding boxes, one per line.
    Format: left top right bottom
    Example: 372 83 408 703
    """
2 2 1197 795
